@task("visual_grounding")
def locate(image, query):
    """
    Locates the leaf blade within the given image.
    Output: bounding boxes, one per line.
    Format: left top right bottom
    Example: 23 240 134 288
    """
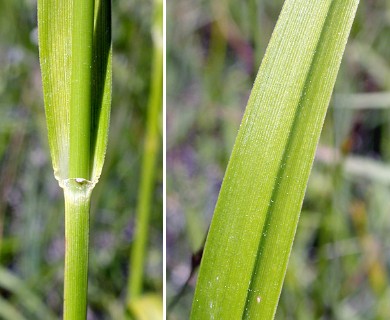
190 0 359 319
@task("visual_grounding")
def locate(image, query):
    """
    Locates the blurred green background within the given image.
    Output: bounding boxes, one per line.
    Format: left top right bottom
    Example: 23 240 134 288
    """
167 0 390 319
0 0 162 319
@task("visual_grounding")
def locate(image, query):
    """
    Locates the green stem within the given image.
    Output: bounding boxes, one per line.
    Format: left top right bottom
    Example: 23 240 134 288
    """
69 0 95 179
63 180 92 320
128 0 162 300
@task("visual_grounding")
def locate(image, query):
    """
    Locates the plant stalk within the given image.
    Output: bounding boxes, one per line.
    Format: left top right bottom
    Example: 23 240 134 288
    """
128 0 163 300
38 0 111 318
69 0 95 179
64 180 92 320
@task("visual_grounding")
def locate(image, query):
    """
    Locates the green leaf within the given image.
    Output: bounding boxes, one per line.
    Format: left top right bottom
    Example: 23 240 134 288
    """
191 0 359 319
0 297 26 320
38 0 112 186
128 0 163 301
0 267 56 319
38 0 112 318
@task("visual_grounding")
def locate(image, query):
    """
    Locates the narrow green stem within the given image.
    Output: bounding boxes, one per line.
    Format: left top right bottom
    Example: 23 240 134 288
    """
69 0 95 179
128 0 162 300
64 180 92 320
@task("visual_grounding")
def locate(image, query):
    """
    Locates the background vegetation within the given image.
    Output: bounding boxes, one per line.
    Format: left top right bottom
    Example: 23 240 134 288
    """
0 0 162 318
167 0 390 319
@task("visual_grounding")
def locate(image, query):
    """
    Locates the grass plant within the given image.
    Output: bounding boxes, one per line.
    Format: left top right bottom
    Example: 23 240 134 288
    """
128 0 163 302
167 0 390 317
184 0 359 318
164 1 357 319
124 0 163 318
38 0 111 318
0 1 161 318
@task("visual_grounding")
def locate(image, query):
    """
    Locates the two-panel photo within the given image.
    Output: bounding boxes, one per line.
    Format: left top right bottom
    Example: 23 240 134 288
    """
1 0 389 319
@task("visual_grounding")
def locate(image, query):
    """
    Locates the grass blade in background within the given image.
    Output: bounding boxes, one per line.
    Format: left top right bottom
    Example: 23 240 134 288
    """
38 0 112 318
0 298 26 320
191 0 359 319
127 0 163 313
0 267 56 319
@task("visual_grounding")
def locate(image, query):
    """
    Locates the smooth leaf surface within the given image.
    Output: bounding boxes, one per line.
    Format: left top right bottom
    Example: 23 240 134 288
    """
38 0 112 186
191 0 359 319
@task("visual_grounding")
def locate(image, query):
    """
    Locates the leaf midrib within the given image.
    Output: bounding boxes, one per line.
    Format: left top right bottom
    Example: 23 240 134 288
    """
241 1 336 318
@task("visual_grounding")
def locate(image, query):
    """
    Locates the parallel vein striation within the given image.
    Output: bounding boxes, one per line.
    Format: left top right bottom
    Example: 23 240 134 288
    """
190 0 359 319
91 0 112 181
244 2 360 318
38 0 72 182
69 0 95 179
38 0 112 186
38 0 112 318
